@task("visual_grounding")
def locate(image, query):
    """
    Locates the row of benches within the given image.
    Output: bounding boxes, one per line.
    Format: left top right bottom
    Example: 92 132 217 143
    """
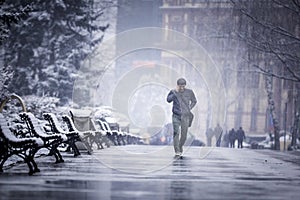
0 112 143 175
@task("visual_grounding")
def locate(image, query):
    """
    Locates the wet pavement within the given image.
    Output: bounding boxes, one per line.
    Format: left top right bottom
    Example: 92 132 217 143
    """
1 145 300 200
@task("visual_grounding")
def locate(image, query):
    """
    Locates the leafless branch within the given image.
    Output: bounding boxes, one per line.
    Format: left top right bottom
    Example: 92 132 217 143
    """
245 58 299 82
272 0 300 15
267 43 300 81
235 1 300 43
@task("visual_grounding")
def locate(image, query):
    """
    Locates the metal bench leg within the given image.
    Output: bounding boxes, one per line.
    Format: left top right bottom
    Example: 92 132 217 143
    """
67 139 80 157
55 149 64 163
31 159 40 173
0 155 9 173
95 136 104 149
103 136 111 147
84 141 93 155
29 148 40 173
79 136 93 155
73 145 81 157
48 146 61 163
24 157 34 175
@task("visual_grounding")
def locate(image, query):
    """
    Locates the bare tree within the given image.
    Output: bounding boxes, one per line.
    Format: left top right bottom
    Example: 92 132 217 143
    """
231 0 300 150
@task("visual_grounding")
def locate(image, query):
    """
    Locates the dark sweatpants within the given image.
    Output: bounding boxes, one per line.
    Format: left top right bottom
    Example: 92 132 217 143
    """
172 114 190 154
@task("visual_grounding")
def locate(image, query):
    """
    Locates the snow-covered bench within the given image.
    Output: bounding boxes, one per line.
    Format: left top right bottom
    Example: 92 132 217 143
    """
89 119 111 149
0 113 43 175
19 112 66 163
96 119 119 145
42 113 81 156
62 115 94 154
96 119 144 145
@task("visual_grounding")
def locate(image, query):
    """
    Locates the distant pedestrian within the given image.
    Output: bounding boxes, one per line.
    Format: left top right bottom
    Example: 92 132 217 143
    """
236 127 246 148
214 123 223 147
222 130 230 147
228 128 236 148
167 78 197 158
205 128 214 147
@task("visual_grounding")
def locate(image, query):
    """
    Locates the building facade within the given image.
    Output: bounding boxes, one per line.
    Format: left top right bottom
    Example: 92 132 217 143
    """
115 0 300 141
160 0 300 137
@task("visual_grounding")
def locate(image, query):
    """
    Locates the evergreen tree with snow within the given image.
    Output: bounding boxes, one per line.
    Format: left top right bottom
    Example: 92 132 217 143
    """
0 0 31 101
2 0 110 104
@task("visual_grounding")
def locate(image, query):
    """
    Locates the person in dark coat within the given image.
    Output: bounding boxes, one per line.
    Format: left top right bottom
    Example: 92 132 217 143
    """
205 128 214 147
228 128 236 148
214 123 223 147
222 130 230 148
167 78 197 157
236 127 246 148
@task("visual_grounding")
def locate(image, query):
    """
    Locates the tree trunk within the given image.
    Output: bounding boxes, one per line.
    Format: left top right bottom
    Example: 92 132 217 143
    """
291 91 300 148
265 72 280 150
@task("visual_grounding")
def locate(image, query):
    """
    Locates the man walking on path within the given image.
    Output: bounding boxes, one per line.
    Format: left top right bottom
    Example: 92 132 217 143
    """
167 78 197 158
214 123 223 147
236 127 246 148
229 128 236 148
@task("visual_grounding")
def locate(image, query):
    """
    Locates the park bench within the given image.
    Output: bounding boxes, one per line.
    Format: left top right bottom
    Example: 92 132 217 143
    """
90 119 111 148
123 132 134 145
118 131 127 146
42 113 81 156
100 120 134 145
68 109 111 150
19 112 66 163
96 118 144 145
127 134 135 144
0 113 43 175
62 115 94 154
96 119 120 145
123 132 142 145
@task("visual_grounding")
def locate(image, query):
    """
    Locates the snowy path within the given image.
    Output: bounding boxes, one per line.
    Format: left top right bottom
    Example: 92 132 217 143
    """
0 146 299 200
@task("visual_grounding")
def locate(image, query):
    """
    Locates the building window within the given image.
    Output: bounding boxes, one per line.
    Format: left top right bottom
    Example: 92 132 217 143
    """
170 23 183 32
235 105 243 128
236 70 245 88
171 15 182 22
250 107 257 131
250 72 260 88
237 70 260 88
223 65 232 88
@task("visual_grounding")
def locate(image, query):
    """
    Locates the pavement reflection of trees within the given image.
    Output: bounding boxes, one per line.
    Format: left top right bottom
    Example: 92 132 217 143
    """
169 158 192 200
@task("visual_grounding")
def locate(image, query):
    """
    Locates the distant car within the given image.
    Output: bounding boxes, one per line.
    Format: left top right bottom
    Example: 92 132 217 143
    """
255 131 299 150
244 134 269 149
149 133 172 145
257 139 273 149
190 139 206 147
242 141 251 148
